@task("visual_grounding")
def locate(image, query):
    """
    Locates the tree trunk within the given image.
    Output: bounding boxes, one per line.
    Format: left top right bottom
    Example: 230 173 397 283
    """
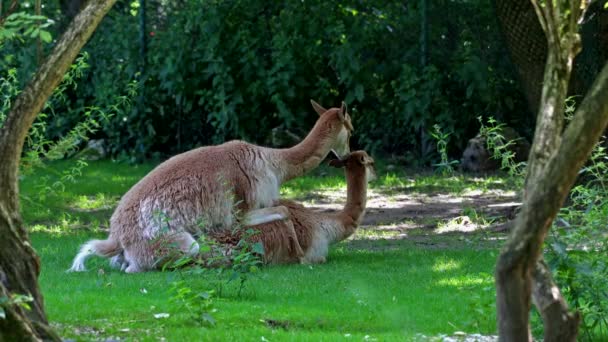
531 260 580 341
0 0 117 340
495 1 608 340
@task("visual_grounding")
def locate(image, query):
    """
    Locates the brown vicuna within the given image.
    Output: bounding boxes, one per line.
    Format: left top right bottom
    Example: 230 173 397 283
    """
69 101 353 273
214 151 375 265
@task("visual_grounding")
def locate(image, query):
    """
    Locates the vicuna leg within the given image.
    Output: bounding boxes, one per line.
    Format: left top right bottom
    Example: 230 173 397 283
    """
244 206 305 264
172 231 199 257
109 253 128 271
123 232 199 273
283 219 305 262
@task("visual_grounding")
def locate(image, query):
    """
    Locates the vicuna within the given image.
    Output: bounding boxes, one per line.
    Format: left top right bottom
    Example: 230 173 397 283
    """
215 150 375 264
69 101 353 273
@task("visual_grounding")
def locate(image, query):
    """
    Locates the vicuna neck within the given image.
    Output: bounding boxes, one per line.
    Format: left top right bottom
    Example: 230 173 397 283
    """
276 115 336 182
339 168 368 234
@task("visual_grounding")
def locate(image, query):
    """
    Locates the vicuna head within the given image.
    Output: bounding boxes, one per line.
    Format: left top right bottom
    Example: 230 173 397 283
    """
329 150 376 182
310 100 353 159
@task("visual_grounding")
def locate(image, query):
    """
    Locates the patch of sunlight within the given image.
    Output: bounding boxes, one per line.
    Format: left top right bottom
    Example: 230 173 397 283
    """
435 216 480 233
280 188 296 197
436 274 493 287
487 201 522 208
461 188 517 197
432 259 462 272
280 177 346 198
70 194 115 211
379 173 408 187
30 224 70 235
30 213 89 234
415 332 498 342
430 194 467 204
354 228 402 240
111 175 138 183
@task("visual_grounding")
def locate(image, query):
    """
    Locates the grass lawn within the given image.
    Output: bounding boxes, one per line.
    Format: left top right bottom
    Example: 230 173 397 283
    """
22 159 512 341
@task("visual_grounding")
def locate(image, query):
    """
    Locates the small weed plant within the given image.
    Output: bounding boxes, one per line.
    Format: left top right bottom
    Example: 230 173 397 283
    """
464 284 495 331
154 208 264 326
165 230 263 326
168 280 217 326
172 227 264 298
477 116 526 181
430 124 459 175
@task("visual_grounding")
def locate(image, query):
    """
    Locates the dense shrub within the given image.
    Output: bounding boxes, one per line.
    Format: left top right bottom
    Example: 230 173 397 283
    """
2 0 529 163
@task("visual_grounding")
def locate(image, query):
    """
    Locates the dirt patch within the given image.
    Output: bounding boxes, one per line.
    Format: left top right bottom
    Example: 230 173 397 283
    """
292 186 519 249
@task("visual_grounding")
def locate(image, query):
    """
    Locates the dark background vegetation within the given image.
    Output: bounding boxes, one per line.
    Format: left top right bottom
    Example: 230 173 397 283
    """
3 0 537 163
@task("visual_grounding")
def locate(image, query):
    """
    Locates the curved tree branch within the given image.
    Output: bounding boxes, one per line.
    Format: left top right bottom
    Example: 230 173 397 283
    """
0 0 117 340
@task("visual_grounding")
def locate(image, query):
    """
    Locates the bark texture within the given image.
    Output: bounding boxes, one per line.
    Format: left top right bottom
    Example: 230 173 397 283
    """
0 0 117 340
532 260 580 341
495 1 608 340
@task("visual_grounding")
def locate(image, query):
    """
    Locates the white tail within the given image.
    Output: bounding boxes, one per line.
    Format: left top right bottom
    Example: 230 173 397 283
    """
68 238 121 272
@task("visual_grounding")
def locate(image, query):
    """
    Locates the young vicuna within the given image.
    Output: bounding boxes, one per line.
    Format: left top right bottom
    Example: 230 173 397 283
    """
70 101 353 273
216 150 375 265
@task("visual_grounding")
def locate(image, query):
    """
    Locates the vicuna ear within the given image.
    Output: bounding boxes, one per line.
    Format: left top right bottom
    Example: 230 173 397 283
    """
359 155 366 164
328 159 346 168
310 100 327 116
338 101 347 121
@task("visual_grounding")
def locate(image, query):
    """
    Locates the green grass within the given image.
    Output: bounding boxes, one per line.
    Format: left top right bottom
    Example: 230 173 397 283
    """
20 159 506 340
20 160 155 231
35 233 497 341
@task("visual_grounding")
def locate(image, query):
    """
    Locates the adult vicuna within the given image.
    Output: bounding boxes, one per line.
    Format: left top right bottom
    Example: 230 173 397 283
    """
69 100 353 273
216 150 375 264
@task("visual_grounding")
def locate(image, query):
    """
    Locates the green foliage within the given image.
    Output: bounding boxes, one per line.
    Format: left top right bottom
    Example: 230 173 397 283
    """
0 6 55 79
0 12 52 45
223 229 265 297
0 68 19 125
0 54 99 205
9 51 137 210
